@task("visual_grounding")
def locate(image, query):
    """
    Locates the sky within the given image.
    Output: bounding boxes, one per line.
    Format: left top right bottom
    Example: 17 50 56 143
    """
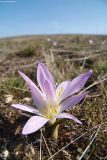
0 0 107 37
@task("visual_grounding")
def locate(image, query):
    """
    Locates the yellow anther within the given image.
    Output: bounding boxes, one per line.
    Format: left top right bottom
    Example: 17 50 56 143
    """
47 114 53 119
56 87 63 97
51 107 57 114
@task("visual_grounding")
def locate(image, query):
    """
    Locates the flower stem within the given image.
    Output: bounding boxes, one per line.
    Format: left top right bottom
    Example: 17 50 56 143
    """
50 124 59 141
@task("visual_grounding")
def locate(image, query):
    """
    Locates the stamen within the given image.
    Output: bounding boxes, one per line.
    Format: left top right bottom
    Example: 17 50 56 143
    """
51 107 57 114
56 87 63 97
47 115 53 119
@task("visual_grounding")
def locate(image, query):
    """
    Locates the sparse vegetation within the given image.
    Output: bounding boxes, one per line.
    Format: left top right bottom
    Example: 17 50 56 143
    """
15 47 36 57
0 35 107 160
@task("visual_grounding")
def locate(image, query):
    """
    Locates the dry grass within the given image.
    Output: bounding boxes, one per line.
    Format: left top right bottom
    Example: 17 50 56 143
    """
0 34 107 160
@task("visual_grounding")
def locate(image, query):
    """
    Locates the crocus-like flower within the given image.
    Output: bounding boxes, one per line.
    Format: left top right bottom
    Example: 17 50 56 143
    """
12 63 92 135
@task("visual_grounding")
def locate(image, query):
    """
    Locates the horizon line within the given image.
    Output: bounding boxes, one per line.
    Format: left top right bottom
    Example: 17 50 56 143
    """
1 33 107 40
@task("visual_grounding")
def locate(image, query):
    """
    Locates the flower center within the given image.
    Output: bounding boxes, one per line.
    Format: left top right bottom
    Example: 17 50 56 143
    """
46 104 58 119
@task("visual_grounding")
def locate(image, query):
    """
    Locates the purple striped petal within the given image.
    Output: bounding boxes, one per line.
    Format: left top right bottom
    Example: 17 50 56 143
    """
37 63 55 93
55 113 82 124
11 104 40 115
58 70 92 103
59 92 88 112
44 80 56 105
18 71 46 110
22 116 49 135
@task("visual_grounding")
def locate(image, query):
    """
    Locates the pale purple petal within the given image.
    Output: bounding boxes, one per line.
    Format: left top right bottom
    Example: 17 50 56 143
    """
37 63 55 93
58 70 92 103
59 92 88 112
19 70 40 91
18 71 46 109
44 80 56 105
55 112 82 124
11 104 40 115
28 82 47 109
22 116 49 135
